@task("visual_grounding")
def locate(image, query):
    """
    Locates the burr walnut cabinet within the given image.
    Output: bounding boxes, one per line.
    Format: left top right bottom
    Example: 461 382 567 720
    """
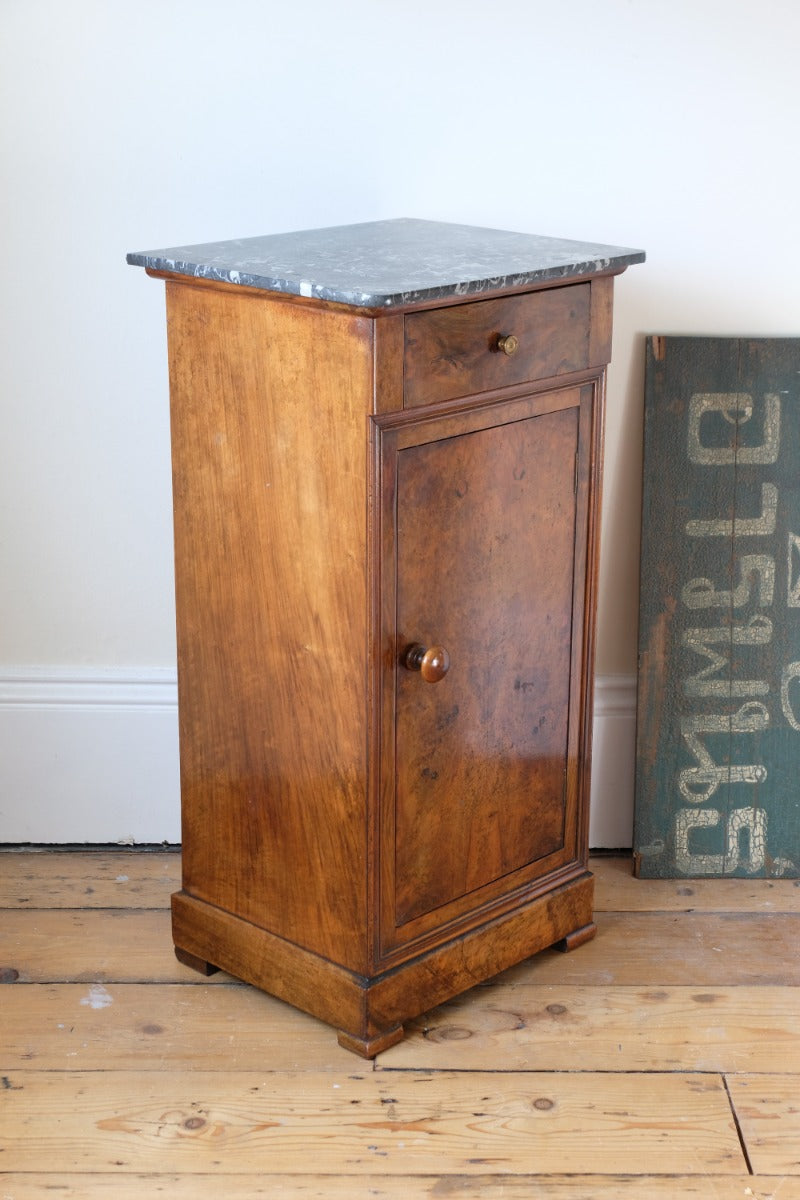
128 219 644 1056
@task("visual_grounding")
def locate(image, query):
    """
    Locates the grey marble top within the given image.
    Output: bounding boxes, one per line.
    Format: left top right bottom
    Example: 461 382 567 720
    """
127 218 644 309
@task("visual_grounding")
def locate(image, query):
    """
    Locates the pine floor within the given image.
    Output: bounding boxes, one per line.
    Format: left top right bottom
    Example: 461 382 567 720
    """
1 851 800 1198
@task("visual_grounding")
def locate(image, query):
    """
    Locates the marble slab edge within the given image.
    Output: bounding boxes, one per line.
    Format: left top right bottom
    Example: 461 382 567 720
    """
126 218 645 309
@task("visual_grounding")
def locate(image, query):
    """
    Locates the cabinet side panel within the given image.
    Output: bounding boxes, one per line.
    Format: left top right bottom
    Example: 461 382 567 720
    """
165 282 372 971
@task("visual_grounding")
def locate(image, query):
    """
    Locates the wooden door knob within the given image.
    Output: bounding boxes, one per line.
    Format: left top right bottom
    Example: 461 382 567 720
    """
497 333 519 356
402 643 451 683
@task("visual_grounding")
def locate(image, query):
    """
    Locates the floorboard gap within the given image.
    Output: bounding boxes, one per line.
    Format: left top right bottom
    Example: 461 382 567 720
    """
723 1073 755 1175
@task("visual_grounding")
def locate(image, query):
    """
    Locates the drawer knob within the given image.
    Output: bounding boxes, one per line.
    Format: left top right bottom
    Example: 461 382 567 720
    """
497 333 519 356
402 643 451 683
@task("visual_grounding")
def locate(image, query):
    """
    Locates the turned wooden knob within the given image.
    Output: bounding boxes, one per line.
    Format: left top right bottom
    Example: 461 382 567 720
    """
402 643 451 683
496 333 519 356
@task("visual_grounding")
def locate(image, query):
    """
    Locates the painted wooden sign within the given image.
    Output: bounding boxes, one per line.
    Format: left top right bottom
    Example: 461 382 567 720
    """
634 336 800 878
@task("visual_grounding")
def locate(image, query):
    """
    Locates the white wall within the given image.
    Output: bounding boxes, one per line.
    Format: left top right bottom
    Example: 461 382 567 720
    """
1 0 798 842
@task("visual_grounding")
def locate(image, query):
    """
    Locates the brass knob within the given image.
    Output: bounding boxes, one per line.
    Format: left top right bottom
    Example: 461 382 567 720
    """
497 333 519 356
402 643 451 683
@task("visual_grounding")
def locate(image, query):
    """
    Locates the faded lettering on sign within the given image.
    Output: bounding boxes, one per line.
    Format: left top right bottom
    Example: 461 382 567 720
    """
636 340 800 879
673 389 795 875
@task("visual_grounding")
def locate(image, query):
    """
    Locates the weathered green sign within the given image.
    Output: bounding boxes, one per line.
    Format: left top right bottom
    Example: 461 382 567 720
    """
634 336 800 878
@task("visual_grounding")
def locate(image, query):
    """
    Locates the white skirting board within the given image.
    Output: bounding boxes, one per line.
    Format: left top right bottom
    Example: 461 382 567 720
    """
589 675 637 850
0 668 637 847
0 668 181 845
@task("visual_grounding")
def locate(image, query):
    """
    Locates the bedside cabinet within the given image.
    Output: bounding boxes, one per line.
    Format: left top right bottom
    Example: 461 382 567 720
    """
127 219 644 1056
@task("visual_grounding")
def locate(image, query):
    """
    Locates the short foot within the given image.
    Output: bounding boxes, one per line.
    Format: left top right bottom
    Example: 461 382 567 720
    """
552 921 597 953
337 1025 405 1059
175 945 220 976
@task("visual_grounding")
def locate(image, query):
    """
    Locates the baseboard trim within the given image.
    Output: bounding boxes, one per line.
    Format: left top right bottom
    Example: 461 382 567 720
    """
590 674 637 849
0 668 637 848
0 666 178 710
593 673 637 719
0 666 180 844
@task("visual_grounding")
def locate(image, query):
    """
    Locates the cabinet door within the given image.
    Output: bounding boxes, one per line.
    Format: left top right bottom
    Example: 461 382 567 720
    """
378 386 596 954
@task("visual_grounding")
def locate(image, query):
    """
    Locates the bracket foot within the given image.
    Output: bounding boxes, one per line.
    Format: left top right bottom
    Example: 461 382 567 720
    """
175 945 220 976
337 1025 404 1059
552 921 597 953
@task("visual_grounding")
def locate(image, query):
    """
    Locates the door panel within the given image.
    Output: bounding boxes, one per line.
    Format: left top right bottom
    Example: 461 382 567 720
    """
393 403 580 926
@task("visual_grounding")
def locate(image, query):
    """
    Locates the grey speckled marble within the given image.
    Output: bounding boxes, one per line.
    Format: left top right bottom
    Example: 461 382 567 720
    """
127 218 645 309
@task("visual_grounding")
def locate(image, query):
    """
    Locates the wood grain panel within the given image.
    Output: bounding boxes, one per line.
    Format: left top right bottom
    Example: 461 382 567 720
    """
404 284 591 406
376 385 598 961
165 281 373 970
393 406 580 922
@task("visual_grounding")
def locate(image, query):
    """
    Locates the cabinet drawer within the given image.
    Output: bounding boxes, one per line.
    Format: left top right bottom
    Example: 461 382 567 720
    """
403 283 591 408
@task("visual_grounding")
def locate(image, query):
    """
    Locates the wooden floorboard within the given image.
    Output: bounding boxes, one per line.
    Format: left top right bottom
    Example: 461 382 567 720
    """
0 1068 744 1175
5 981 798 1075
1 982 349 1072
593 854 800 913
382 984 800 1073
726 1075 800 1175
0 849 180 909
2 1175 799 1199
0 909 230 983
493 911 800 986
1 850 798 1197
